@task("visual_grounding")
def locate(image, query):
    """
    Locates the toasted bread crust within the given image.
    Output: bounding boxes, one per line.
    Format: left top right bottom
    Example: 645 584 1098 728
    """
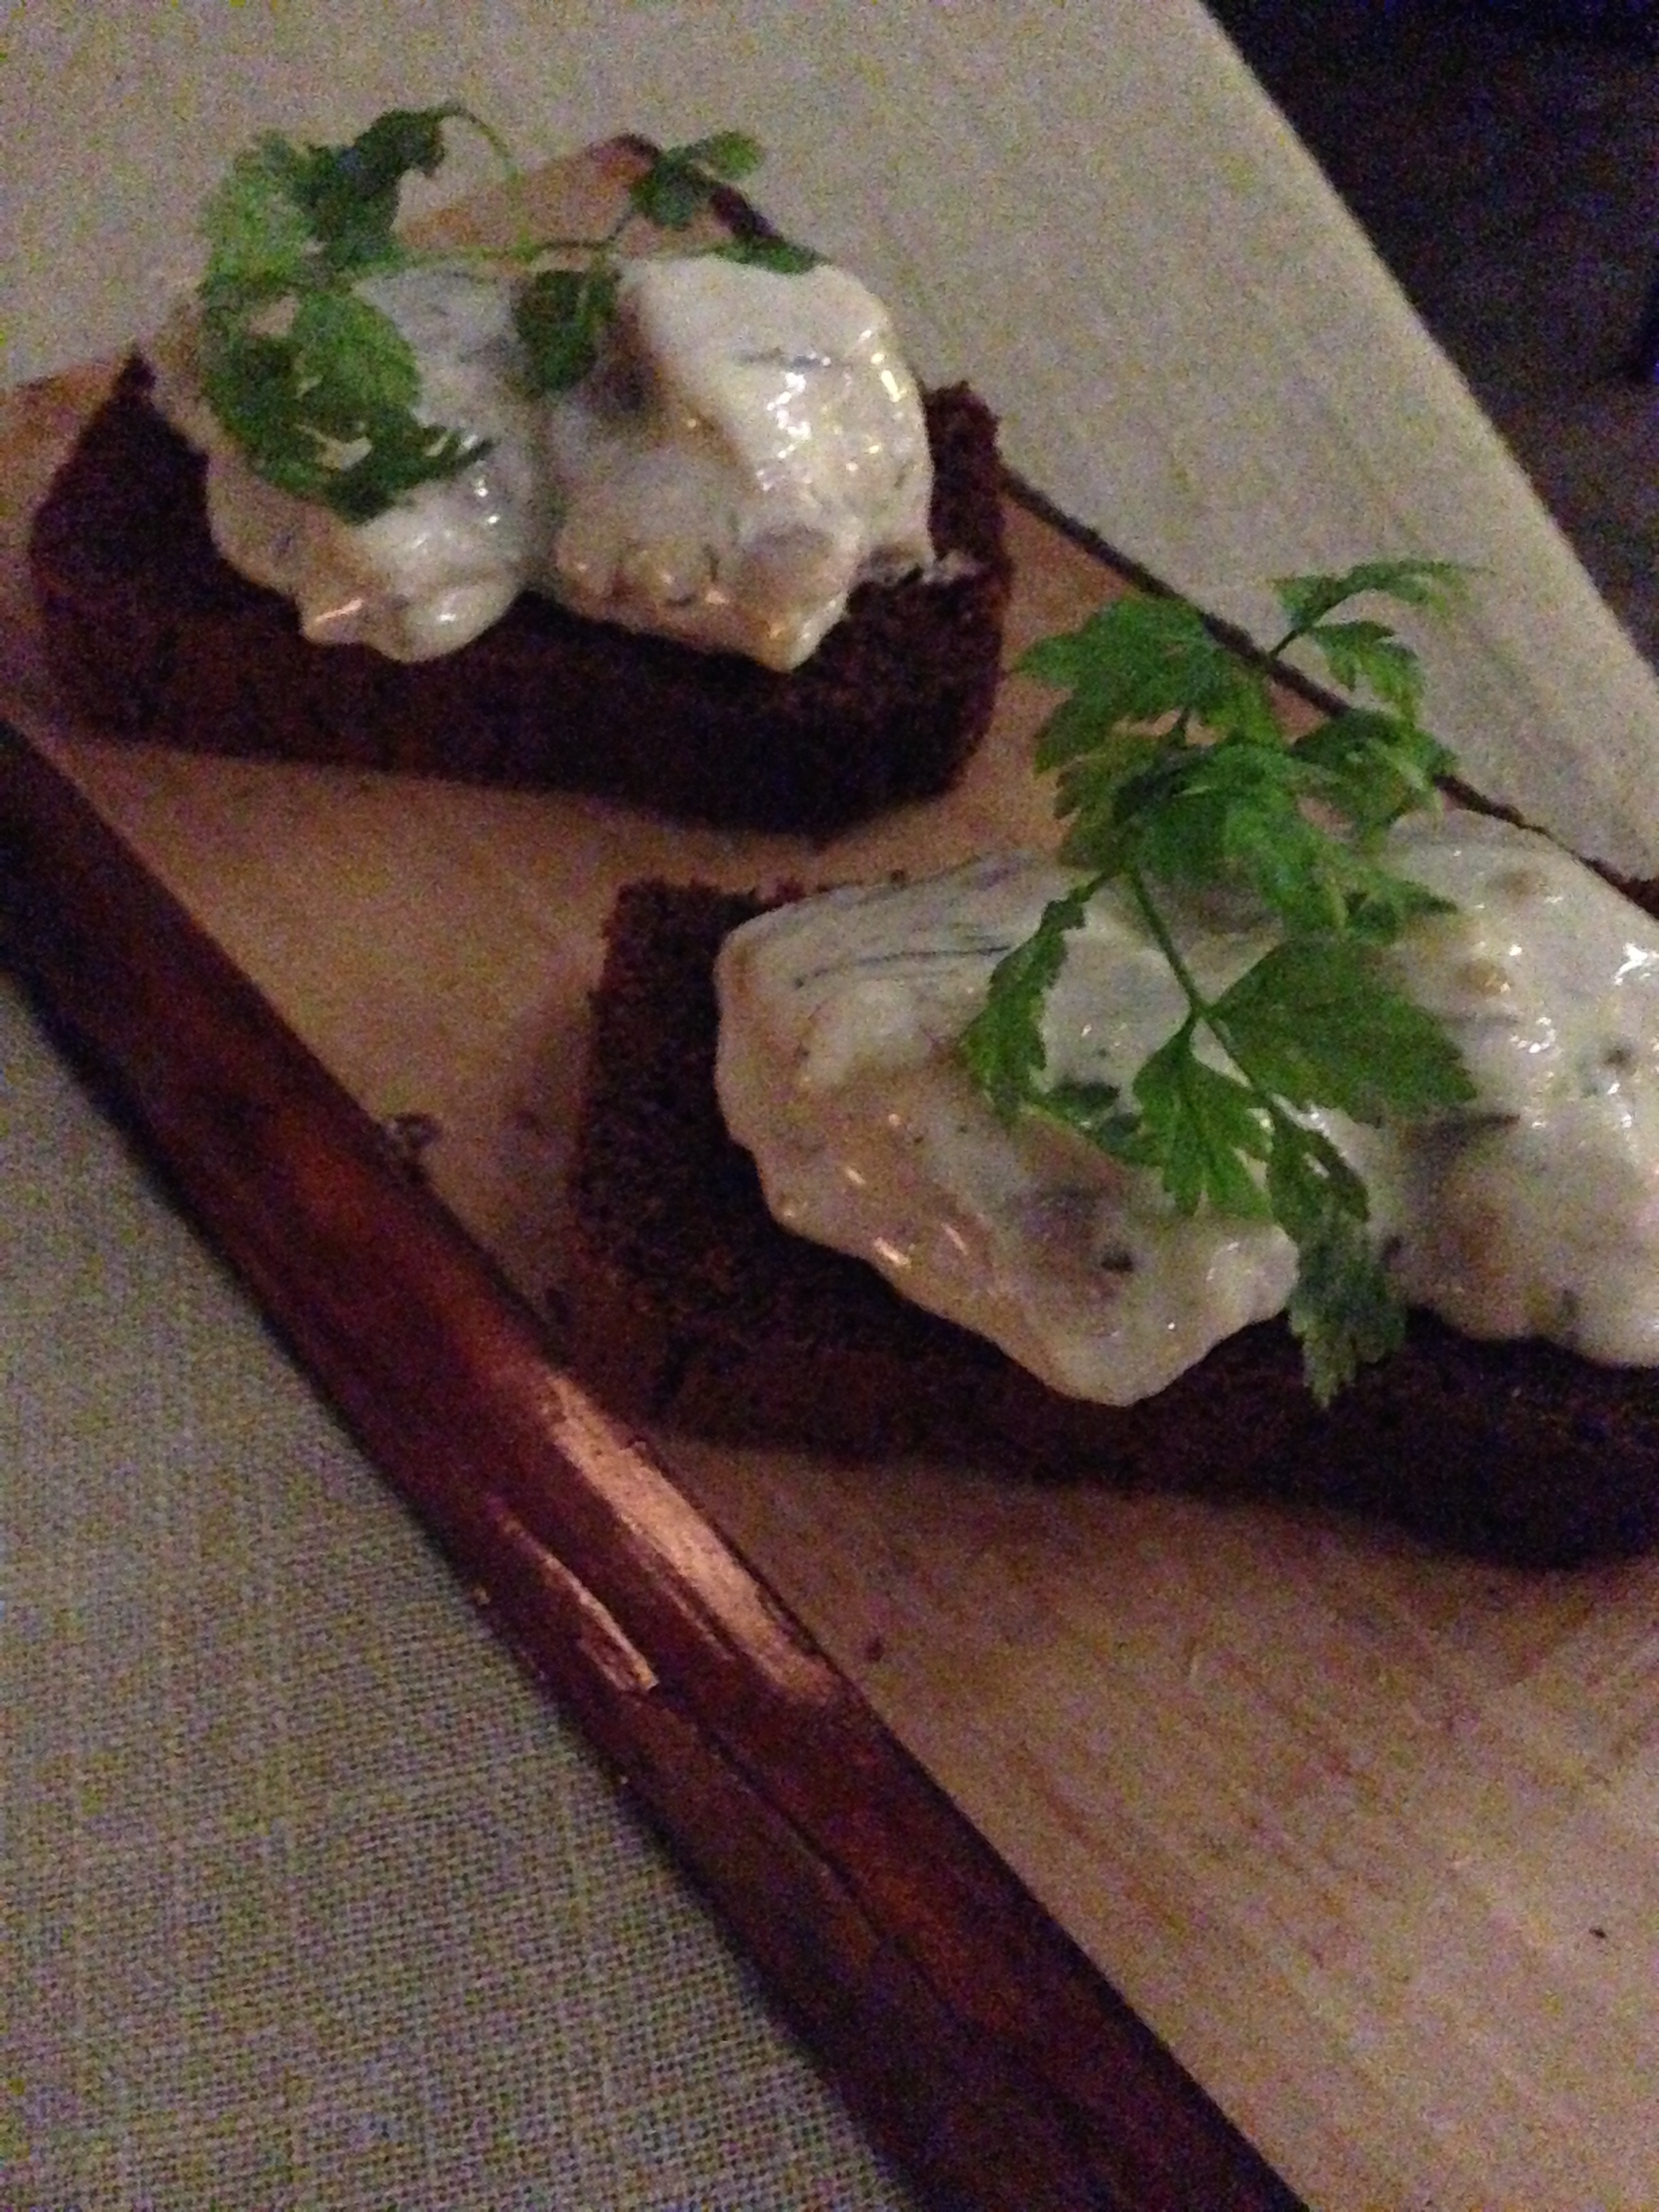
29 359 1011 836
567 881 1659 1566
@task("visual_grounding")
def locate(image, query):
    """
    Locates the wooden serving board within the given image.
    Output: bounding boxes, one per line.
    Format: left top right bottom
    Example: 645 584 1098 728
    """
6 148 1659 2212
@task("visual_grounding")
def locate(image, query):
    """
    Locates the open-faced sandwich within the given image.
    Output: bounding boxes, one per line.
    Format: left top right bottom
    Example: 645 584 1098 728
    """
567 566 1659 1565
29 111 1009 834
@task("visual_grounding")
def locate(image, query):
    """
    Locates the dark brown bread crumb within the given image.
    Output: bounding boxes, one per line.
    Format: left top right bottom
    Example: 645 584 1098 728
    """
29 358 1011 836
566 881 1659 1567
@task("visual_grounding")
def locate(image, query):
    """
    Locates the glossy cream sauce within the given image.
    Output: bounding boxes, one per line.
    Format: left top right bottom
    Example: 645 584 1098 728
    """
148 254 934 670
714 815 1659 1403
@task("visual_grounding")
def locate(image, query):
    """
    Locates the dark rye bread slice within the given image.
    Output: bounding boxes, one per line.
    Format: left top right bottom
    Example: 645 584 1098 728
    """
565 880 1659 1568
28 358 1010 836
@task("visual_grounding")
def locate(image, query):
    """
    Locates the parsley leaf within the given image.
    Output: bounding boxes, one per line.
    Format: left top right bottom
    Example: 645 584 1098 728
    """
963 562 1477 1397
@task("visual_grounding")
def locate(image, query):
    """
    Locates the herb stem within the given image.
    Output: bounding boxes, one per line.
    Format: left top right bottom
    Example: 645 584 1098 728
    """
1124 866 1208 1017
447 106 521 182
1126 864 1279 1132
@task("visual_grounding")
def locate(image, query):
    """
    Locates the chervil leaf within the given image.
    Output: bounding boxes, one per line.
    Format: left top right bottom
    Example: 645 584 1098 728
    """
1049 734 1168 872
291 106 459 274
959 885 1094 1120
1298 619 1426 718
1107 741 1320 914
1323 846 1456 943
194 112 789 520
1261 1123 1401 1403
1017 596 1216 716
289 289 422 419
198 283 487 520
1028 1078 1137 1153
195 108 498 519
678 130 764 180
1018 596 1271 740
712 234 821 274
1282 1196 1405 1404
630 164 710 228
962 560 1475 1396
320 412 486 524
197 325 317 493
514 264 621 394
516 146 809 387
1273 558 1467 634
1265 1117 1370 1239
1130 1028 1273 1220
1214 938 1476 1123
200 135 317 294
1033 689 1139 772
1111 738 1456 940
631 133 763 228
1212 771 1357 933
300 108 454 205
1293 706 1455 836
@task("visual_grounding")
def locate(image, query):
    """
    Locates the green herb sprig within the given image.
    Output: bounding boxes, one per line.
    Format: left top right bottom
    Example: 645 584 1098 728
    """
960 560 1477 1402
194 112 811 522
510 129 817 398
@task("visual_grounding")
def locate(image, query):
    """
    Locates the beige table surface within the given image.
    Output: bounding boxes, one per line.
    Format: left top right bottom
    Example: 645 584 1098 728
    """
6 6 1659 2209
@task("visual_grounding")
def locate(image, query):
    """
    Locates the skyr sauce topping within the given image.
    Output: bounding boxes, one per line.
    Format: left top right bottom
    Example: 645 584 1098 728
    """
716 819 1659 1403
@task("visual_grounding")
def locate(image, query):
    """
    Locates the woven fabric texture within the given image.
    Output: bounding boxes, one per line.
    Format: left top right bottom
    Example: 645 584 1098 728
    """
0 972 916 2212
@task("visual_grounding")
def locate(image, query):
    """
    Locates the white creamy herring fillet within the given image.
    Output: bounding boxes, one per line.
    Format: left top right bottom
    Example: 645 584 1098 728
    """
148 254 935 669
714 820 1659 1406
544 254 934 665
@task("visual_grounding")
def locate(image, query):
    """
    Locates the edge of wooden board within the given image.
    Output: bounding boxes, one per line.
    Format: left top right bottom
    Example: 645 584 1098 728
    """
0 718 1307 2212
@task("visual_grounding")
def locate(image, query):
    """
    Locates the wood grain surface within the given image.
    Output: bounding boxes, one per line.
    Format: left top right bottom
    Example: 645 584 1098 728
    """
5 150 1658 2212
